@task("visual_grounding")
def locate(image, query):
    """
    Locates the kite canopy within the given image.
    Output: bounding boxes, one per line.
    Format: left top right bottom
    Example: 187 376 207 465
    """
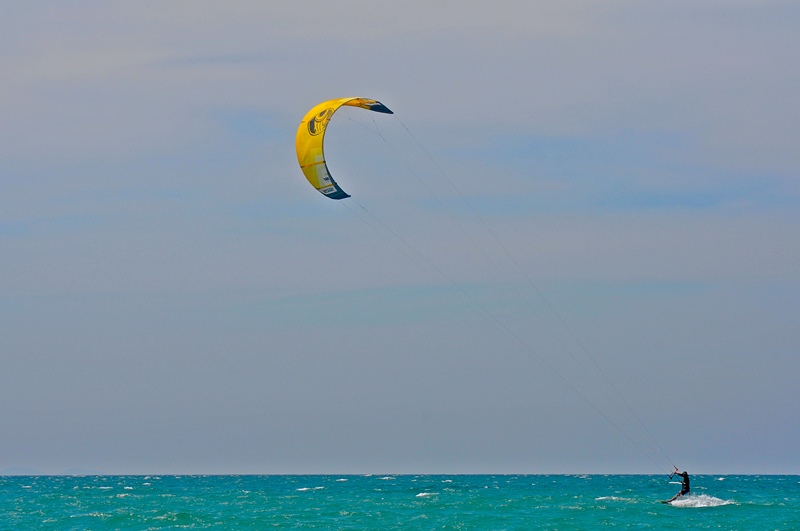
296 97 393 199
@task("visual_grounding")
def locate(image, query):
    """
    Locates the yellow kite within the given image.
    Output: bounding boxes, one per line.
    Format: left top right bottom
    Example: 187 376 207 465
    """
295 97 393 199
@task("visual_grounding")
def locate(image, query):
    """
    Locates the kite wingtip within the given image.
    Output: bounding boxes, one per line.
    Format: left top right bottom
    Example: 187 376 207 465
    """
370 102 393 114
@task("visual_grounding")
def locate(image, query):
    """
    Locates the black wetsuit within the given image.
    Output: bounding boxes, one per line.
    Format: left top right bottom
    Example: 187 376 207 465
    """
677 472 690 495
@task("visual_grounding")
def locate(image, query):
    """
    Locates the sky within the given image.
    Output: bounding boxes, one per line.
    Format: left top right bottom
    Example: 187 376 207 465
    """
2 1 799 475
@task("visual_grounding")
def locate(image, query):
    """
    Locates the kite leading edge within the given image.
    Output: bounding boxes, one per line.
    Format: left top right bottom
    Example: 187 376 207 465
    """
295 97 393 200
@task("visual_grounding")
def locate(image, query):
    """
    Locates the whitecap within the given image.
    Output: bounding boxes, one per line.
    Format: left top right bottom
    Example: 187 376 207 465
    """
335 478 348 482
670 494 734 508
416 492 438 498
596 496 635 503
379 476 396 481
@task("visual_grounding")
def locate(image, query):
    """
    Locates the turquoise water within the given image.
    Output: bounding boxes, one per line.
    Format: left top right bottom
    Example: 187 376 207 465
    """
1 475 798 529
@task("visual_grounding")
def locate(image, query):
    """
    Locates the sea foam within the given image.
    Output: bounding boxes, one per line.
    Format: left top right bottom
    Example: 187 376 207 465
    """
670 494 734 508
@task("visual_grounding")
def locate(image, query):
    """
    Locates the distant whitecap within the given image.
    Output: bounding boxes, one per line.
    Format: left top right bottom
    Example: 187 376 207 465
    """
595 496 635 503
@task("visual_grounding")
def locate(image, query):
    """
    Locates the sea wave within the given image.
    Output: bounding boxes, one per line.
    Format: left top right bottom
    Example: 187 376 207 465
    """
595 496 635 503
670 494 734 508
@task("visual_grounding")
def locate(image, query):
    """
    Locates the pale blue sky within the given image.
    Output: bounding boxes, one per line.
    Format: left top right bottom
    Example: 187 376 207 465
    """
2 1 798 475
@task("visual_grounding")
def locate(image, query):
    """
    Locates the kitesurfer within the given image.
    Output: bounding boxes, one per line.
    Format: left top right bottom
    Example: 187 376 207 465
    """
665 469 690 502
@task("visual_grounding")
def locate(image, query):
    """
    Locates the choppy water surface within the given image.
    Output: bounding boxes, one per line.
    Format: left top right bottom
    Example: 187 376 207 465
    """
2 474 798 529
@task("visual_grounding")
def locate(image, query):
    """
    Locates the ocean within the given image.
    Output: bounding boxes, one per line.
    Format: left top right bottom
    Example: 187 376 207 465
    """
1 474 797 530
